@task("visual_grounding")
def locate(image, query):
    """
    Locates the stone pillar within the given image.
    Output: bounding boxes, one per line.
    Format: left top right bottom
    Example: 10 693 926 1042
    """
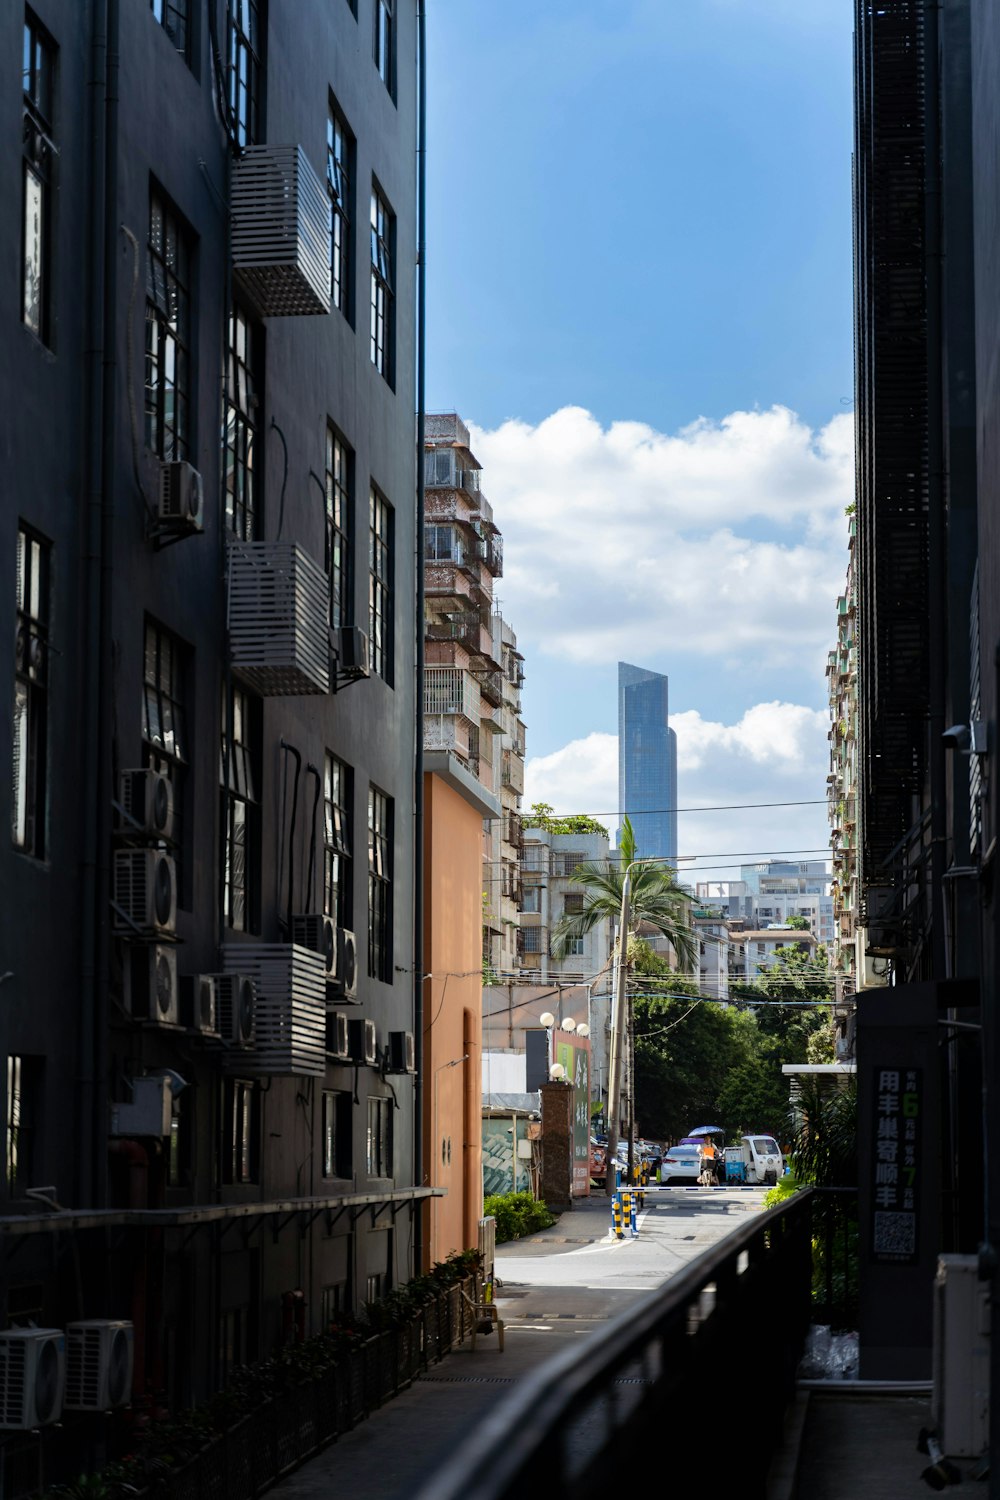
539 1081 573 1213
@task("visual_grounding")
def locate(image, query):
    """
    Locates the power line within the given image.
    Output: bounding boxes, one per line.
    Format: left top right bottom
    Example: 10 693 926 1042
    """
522 798 828 818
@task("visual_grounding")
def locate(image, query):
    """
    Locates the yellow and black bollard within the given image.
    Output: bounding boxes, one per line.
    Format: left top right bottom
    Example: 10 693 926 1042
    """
612 1193 623 1240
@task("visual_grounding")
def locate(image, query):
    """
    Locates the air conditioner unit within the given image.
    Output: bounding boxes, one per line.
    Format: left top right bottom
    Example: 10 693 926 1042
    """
0 1329 65 1430
214 974 256 1047
292 914 336 980
348 1018 377 1066
932 1254 989 1457
158 460 204 534
110 1076 172 1138
386 1031 415 1074
64 1321 134 1412
119 768 174 841
331 928 358 1000
113 849 176 937
180 974 218 1036
336 627 370 681
326 1010 349 1060
125 945 179 1027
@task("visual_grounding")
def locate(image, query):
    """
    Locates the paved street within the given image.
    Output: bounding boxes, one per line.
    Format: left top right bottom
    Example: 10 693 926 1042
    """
270 1187 767 1499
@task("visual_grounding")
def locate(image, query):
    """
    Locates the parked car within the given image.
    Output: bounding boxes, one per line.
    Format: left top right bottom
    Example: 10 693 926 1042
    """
659 1145 704 1184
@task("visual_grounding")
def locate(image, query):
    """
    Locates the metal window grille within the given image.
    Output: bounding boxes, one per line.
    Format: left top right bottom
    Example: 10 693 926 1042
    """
224 305 261 540
226 0 262 148
12 526 49 858
150 0 189 57
221 685 259 932
22 17 54 342
324 752 352 926
325 427 353 629
327 104 353 316
370 186 394 378
369 488 393 683
146 189 191 461
368 786 392 981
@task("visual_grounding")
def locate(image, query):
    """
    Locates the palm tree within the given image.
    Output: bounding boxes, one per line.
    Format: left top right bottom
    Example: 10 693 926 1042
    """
549 815 695 971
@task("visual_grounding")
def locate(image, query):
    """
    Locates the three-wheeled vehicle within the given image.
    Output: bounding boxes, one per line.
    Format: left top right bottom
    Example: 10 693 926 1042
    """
723 1134 784 1185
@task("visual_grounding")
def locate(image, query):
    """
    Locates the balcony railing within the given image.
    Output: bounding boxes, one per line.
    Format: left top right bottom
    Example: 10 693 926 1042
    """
424 666 480 722
474 666 504 708
501 753 524 794
419 1193 812 1500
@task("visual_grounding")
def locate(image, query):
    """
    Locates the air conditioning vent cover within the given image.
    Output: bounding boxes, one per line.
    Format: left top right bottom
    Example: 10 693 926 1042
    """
65 1321 134 1412
231 145 331 317
0 1329 66 1430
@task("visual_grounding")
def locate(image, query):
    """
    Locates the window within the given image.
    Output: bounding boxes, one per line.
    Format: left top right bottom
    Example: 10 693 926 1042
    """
369 186 394 380
326 428 353 629
521 887 541 914
562 936 585 958
425 524 464 564
142 619 188 894
22 14 55 342
146 188 192 462
167 1089 192 1187
5 1057 40 1197
321 1283 348 1329
563 893 584 916
224 305 262 539
221 1078 259 1184
324 752 352 927
12 526 50 858
368 786 392 981
366 1095 392 1177
374 0 393 93
322 1090 352 1178
226 0 262 148
327 104 354 319
369 487 393 683
150 0 189 57
221 685 260 932
522 927 542 954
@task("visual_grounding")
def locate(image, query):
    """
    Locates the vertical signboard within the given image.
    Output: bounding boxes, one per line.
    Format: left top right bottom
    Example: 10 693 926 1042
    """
871 1066 922 1263
556 1037 591 1197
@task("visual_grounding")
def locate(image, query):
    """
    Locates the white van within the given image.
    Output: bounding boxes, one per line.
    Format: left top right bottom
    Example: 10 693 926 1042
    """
742 1135 783 1185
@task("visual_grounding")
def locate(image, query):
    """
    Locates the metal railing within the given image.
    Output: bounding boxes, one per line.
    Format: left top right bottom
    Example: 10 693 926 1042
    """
424 665 479 721
415 1192 813 1500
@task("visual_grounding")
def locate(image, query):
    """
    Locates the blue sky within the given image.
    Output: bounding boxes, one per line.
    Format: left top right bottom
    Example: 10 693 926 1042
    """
425 0 855 874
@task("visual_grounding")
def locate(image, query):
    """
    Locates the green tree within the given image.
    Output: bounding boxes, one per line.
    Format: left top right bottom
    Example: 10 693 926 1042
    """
784 915 810 930
522 802 609 837
549 815 695 969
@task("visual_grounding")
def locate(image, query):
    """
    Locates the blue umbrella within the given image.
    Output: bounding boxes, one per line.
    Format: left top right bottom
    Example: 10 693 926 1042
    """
688 1125 724 1136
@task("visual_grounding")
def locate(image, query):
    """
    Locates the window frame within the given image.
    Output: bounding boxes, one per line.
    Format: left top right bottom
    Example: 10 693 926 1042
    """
142 617 189 899
12 524 50 859
226 0 263 149
145 185 193 462
367 785 393 982
224 303 262 540
323 752 353 928
373 0 394 96
369 184 395 382
366 1094 393 1178
321 1089 352 1179
22 13 55 344
150 0 190 59
221 683 260 934
326 426 353 630
327 101 355 321
368 486 394 684
220 1077 260 1185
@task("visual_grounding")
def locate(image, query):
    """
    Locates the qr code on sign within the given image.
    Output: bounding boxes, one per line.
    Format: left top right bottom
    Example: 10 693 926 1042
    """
874 1211 916 1258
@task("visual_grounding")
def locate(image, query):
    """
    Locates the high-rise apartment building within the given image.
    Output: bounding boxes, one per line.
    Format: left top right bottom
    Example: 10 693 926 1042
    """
1 2 423 1476
617 662 678 861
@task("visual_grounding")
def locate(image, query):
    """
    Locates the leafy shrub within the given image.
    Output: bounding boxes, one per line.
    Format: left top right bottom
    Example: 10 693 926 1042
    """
484 1192 556 1242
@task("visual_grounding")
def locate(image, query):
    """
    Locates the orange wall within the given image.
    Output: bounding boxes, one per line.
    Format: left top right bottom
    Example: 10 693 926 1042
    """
422 772 484 1267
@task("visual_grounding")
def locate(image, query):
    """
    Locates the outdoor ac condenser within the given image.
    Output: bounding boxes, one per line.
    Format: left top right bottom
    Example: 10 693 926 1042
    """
931 1254 989 1457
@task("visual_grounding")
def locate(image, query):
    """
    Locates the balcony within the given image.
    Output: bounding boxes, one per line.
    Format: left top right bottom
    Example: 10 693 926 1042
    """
424 449 481 497
424 665 480 722
474 666 504 708
502 752 524 795
228 541 330 695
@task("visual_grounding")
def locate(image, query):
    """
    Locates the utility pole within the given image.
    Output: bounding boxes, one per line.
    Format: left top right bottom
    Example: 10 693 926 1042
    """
605 867 631 1197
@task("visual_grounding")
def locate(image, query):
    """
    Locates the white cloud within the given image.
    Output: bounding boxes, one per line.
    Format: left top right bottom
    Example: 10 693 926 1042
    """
523 702 831 879
470 405 852 673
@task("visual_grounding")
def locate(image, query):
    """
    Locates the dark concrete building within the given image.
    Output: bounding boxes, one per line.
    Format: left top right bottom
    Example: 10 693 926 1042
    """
1 0 425 1484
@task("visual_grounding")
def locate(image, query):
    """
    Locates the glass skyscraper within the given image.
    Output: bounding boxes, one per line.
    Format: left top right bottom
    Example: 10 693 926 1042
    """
617 662 677 861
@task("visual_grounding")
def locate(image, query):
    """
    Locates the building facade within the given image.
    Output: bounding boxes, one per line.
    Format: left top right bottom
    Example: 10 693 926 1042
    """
2 1 424 1480
617 662 677 862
